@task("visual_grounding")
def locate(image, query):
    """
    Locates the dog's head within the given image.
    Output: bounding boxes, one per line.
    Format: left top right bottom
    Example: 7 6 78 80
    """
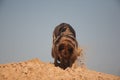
54 35 78 68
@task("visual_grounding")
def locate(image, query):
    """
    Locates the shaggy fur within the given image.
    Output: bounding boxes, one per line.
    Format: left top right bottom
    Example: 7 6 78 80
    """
52 23 81 69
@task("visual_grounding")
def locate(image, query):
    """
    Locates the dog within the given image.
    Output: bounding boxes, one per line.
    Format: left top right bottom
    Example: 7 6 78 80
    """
52 23 82 69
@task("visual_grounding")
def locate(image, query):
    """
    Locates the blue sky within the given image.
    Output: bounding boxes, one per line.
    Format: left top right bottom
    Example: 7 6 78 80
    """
0 0 120 75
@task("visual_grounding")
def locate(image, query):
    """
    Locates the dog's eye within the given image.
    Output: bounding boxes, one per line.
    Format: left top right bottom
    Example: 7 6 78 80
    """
59 44 64 51
68 47 73 53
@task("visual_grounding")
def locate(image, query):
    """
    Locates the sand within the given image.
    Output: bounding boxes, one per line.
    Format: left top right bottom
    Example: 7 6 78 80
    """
0 58 119 80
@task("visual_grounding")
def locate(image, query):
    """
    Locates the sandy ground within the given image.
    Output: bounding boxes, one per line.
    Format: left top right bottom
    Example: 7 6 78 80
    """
0 58 119 80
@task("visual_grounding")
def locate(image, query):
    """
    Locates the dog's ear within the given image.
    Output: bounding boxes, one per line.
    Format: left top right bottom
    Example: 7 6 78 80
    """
77 47 83 57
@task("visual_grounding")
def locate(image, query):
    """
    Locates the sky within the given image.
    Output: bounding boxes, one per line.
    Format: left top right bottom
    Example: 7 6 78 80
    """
0 0 120 76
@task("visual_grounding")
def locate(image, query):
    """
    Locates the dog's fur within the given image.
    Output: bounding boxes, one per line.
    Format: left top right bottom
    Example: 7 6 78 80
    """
52 23 81 69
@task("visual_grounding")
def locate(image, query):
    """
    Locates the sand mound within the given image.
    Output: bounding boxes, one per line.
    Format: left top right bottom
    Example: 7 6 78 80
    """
0 58 119 80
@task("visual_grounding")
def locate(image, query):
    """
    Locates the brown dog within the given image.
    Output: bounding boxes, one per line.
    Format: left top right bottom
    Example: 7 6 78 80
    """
52 23 81 69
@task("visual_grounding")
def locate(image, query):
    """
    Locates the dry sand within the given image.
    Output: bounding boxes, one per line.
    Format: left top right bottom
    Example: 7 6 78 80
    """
0 58 119 80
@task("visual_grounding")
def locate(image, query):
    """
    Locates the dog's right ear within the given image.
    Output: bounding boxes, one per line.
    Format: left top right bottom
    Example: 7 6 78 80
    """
77 47 83 56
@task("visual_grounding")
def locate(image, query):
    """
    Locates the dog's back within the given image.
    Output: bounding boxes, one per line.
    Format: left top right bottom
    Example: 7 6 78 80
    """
53 23 76 43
